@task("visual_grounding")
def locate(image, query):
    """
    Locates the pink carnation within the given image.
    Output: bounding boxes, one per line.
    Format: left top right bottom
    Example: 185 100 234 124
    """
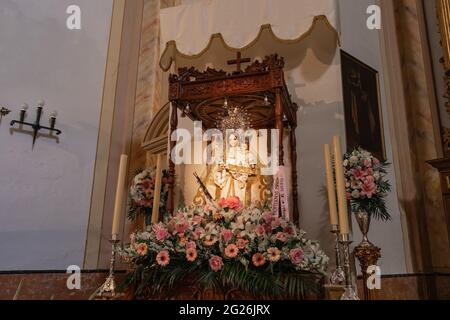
209 255 224 272
289 248 304 265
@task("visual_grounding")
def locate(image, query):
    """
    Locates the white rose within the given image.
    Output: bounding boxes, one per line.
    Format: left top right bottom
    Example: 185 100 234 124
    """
350 156 359 164
351 190 360 199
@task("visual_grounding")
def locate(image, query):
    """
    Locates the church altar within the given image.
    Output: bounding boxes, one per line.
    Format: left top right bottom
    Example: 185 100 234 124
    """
111 0 343 301
167 54 300 221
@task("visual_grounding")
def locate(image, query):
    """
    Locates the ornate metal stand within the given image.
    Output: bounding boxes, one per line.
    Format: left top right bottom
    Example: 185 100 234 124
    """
330 224 345 285
96 235 121 299
354 244 381 300
339 234 359 300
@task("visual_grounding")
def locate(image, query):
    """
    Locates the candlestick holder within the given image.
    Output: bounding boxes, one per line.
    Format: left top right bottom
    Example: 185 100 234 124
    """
10 101 62 147
339 233 359 300
330 224 345 285
96 235 121 299
1 106 11 117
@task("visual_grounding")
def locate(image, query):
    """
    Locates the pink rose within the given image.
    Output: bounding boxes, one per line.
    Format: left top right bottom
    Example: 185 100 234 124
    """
289 248 304 265
284 226 294 235
276 232 288 242
152 224 169 242
256 225 265 237
224 196 242 211
373 158 380 166
175 220 189 235
363 159 372 168
218 198 227 208
209 255 224 272
271 217 281 229
221 229 233 243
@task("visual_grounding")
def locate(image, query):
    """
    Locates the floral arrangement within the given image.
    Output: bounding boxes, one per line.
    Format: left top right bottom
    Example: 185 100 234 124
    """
343 148 392 221
120 196 328 299
128 168 170 225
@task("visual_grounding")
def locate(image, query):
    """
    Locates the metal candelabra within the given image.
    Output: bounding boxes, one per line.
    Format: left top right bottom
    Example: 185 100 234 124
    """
339 234 360 300
330 224 345 285
96 235 121 299
10 101 62 147
1 106 11 118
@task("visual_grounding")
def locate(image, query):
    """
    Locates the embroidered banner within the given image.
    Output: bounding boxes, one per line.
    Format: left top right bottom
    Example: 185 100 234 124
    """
271 166 289 220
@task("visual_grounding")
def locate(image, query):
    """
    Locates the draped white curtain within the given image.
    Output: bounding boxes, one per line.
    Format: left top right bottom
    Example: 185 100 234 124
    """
160 0 339 70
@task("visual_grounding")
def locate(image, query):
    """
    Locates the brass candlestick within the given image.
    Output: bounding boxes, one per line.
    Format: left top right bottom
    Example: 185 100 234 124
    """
330 224 345 285
96 235 120 299
339 234 359 300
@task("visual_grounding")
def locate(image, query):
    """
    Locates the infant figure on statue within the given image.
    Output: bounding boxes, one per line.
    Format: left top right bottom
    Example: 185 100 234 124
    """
213 134 257 205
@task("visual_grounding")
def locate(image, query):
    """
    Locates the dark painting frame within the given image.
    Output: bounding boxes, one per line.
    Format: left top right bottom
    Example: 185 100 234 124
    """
340 50 386 161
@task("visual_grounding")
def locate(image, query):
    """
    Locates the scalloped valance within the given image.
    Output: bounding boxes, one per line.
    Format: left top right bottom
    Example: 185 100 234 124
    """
160 0 340 71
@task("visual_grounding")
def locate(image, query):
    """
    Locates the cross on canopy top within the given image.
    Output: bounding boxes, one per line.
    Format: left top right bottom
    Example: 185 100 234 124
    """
227 52 251 73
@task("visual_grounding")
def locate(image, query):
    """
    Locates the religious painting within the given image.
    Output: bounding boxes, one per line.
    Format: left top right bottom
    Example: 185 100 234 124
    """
340 50 386 161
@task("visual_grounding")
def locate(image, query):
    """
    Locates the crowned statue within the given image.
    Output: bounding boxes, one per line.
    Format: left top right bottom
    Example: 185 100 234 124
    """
195 132 265 206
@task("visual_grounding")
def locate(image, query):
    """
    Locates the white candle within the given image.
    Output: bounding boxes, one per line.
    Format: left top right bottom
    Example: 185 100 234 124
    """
151 154 164 224
333 136 350 235
112 154 128 236
324 144 339 226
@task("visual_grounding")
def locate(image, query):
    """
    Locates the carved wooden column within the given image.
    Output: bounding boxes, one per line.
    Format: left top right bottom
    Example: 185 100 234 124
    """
354 244 381 300
167 102 178 215
428 0 450 245
290 126 299 222
275 88 284 166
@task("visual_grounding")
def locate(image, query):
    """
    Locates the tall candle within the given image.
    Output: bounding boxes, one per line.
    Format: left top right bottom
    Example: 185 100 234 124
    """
323 144 339 226
333 136 350 235
151 154 163 224
112 154 128 236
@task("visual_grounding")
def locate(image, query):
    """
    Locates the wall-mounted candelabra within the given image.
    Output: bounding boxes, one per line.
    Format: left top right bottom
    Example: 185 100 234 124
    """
10 100 62 147
0 106 11 120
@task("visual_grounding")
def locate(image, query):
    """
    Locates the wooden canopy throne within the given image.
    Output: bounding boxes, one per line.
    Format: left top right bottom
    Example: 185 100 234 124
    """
167 54 300 222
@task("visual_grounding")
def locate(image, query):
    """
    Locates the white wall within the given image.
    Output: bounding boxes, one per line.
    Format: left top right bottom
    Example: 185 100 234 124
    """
0 0 113 270
338 0 407 275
